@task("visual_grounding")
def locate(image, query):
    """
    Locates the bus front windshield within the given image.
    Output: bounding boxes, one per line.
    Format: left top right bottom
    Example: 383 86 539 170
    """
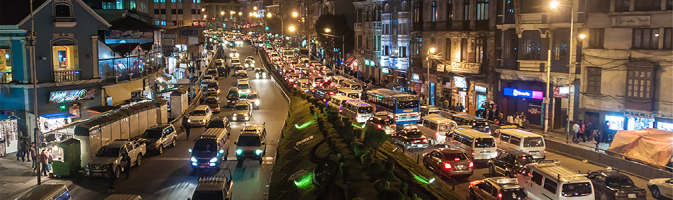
397 100 419 110
358 106 373 114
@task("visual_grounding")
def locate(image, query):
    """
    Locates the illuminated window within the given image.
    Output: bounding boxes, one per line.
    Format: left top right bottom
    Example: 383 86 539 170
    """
52 43 80 82
0 45 12 83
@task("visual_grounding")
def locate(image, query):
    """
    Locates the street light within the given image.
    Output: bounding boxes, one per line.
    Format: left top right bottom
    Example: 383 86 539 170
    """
221 11 225 16
239 12 242 16
267 13 273 18
289 25 296 32
579 33 587 39
202 8 205 12
253 6 257 10
549 1 560 9
292 12 298 18
325 28 331 33
429 47 436 54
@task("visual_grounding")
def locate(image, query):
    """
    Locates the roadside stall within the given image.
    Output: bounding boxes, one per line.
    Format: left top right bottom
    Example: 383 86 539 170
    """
170 86 190 119
607 129 673 169
0 114 19 157
51 138 81 177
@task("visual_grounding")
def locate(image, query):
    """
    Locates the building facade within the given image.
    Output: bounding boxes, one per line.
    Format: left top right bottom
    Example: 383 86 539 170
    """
579 0 673 136
202 0 240 30
148 0 204 28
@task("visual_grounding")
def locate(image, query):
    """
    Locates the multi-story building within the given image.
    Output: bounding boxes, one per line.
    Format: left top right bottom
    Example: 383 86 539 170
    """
352 0 383 82
239 0 265 25
494 0 580 128
579 0 673 136
202 0 240 30
148 0 203 28
409 0 495 116
84 0 153 22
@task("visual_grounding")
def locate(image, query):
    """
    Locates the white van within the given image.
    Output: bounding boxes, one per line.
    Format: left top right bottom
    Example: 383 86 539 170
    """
331 76 351 87
496 128 547 160
447 128 498 163
517 160 595 200
341 100 374 123
416 115 457 145
16 184 70 200
340 80 363 92
337 88 361 99
328 95 356 112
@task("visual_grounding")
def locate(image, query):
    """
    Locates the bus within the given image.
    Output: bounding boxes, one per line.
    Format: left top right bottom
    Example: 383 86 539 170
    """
365 88 420 125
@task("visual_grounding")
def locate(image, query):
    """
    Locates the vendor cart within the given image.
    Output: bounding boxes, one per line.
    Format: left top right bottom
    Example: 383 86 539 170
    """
51 138 81 177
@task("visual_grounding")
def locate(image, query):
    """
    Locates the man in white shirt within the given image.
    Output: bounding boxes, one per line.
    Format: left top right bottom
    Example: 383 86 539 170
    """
572 121 580 143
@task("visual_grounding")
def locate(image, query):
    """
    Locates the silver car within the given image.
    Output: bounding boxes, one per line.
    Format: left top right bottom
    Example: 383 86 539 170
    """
232 101 252 121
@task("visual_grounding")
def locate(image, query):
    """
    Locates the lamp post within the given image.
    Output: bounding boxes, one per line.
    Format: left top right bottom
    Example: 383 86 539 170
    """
322 28 345 70
28 0 41 185
266 12 298 37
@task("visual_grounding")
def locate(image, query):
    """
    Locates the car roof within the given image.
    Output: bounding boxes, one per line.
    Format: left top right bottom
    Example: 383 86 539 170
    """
248 91 258 95
595 170 629 177
438 148 463 154
195 105 210 110
195 176 228 191
104 141 129 148
235 101 249 106
238 80 248 84
500 149 532 157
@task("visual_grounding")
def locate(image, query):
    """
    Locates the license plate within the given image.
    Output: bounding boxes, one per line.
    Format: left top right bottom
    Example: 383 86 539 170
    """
457 165 465 169
628 194 636 198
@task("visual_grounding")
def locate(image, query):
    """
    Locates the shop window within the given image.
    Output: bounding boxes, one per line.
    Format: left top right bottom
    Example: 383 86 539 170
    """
615 0 630 11
52 44 80 81
585 67 602 94
657 121 673 131
605 115 625 130
635 0 661 11
588 28 605 49
0 46 12 83
627 116 654 130
626 67 653 99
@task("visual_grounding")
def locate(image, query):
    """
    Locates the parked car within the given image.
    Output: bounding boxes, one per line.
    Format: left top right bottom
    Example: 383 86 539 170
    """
469 177 529 200
138 124 177 154
487 149 534 178
86 140 146 178
648 178 673 200
232 101 252 121
392 127 429 150
207 82 220 94
422 148 474 179
586 169 647 200
207 69 219 80
189 105 213 126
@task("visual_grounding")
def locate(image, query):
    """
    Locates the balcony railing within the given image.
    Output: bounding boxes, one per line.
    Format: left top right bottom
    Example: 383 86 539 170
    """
53 69 81 82
53 16 76 27
373 22 382 30
398 12 409 19
355 23 363 30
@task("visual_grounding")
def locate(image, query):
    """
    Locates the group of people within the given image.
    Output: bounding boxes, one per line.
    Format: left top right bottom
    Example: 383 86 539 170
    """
572 120 608 150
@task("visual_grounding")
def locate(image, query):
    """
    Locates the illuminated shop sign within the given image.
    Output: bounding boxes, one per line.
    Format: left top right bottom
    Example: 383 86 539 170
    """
49 89 96 104
503 88 543 99
475 85 487 93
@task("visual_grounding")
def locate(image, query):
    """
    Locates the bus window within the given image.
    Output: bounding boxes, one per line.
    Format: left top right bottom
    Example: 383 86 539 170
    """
397 100 419 109
358 106 372 114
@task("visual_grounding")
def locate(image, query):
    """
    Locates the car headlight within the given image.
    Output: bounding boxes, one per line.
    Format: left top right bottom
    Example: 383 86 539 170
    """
188 119 191 122
236 53 239 57
233 113 238 116
236 149 243 155
256 74 260 78
245 64 249 67
255 149 263 155
191 157 197 162
209 157 218 163
229 53 233 57
247 89 250 93
255 99 260 105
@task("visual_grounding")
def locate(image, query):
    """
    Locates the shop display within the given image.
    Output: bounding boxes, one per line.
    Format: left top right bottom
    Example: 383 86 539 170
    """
656 121 673 131
0 118 18 157
627 116 654 130
605 115 625 130
39 116 70 133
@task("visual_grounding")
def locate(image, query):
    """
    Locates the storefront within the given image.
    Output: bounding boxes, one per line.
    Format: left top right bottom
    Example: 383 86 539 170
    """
474 85 488 110
624 111 654 130
501 87 545 126
0 114 19 156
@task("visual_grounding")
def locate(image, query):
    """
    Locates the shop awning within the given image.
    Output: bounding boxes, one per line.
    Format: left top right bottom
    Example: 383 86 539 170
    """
0 114 19 121
40 112 75 119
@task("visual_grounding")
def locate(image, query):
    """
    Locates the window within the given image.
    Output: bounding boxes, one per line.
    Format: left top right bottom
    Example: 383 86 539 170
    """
553 38 568 60
161 9 166 14
461 38 468 61
413 2 421 22
588 28 605 48
384 24 390 34
399 23 408 34
531 172 543 185
445 39 452 60
475 38 485 63
626 68 653 98
588 0 610 12
383 45 390 56
543 179 558 194
664 28 672 49
178 9 183 14
668 0 673 9
446 1 453 21
155 9 160 14
632 28 660 49
521 38 541 60
476 0 489 20
384 3 390 13
54 4 71 17
402 1 408 11
399 46 407 57
172 20 177 26
509 136 521 145
0 45 13 83
171 9 176 14
191 9 196 14
155 20 160 26
161 21 166 26
615 0 630 11
635 0 661 11
586 67 602 94
431 1 438 22
464 1 470 21
52 43 79 82
192 0 200 3
357 35 362 49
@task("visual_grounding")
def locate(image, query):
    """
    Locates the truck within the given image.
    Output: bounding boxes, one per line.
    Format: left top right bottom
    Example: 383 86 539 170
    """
86 140 147 178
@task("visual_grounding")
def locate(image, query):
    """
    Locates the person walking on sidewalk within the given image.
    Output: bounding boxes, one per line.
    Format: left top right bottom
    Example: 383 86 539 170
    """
30 143 37 171
572 121 580 143
40 149 49 176
591 129 602 151
183 116 192 140
106 164 116 192
578 120 586 142
16 138 24 161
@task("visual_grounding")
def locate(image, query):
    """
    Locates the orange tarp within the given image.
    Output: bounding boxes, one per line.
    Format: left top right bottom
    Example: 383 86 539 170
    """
607 129 673 167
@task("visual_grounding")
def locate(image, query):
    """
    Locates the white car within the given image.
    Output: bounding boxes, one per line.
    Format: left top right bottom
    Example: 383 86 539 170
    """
649 178 673 199
189 105 213 126
229 49 239 58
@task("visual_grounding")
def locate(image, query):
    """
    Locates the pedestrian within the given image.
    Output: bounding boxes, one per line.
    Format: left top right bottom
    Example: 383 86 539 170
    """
23 140 30 162
514 115 521 128
106 164 116 192
578 120 586 142
16 138 23 161
591 129 602 151
122 152 131 179
586 122 595 138
30 143 37 171
47 148 53 174
521 115 529 130
507 115 514 125
40 150 49 176
572 121 580 143
183 116 192 140
602 121 610 143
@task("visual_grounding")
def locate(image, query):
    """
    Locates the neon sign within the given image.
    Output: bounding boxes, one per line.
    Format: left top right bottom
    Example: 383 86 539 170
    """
503 88 543 99
49 89 96 104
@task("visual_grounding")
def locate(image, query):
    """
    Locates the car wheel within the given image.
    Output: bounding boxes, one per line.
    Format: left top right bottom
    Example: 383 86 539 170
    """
115 166 121 178
136 154 142 166
158 146 163 154
171 139 176 147
651 186 663 199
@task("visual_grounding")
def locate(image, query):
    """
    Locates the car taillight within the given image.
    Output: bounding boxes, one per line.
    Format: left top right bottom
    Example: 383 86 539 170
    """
544 150 547 154
339 109 342 113
637 190 646 196
443 163 452 169
422 138 427 143
454 158 460 161
293 84 297 88
354 116 358 121
323 99 327 102
471 152 475 156
393 124 397 128
498 193 502 199
329 92 334 95
377 124 382 129
435 131 439 137
615 193 628 197
468 161 474 168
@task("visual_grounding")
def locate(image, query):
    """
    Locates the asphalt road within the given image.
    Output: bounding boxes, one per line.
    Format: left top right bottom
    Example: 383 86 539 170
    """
65 45 288 200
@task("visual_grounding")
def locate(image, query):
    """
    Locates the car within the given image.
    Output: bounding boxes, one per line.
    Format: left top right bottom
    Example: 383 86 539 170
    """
217 66 226 76
469 177 529 200
585 169 647 200
236 70 248 79
233 65 244 72
365 112 396 135
206 117 231 130
232 101 252 121
207 82 220 93
138 124 177 154
246 56 255 63
422 148 474 179
231 58 241 68
214 59 225 67
204 98 221 113
244 59 254 70
244 91 260 109
233 124 267 164
191 176 233 200
487 150 534 178
648 178 673 200
237 80 251 95
254 68 266 79
189 105 213 126
206 69 219 79
86 140 146 178
205 90 219 101
229 49 239 58
392 127 429 150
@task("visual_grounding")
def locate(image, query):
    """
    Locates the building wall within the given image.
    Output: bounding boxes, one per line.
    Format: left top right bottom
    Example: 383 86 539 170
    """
149 0 202 28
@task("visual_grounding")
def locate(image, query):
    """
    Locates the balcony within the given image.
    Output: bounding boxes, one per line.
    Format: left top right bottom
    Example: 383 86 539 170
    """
475 20 489 30
364 22 372 29
519 13 547 24
373 22 382 30
355 23 363 31
398 12 409 20
53 17 76 27
53 69 81 82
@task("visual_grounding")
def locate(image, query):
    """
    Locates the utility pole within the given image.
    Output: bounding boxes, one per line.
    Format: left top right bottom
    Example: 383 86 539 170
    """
566 0 576 142
28 0 41 185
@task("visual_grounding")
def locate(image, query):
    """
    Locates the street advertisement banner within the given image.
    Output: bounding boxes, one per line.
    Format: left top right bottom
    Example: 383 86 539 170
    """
49 89 96 104
503 88 543 99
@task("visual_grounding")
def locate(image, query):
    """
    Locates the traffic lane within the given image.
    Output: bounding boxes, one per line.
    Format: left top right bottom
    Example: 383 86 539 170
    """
397 144 652 199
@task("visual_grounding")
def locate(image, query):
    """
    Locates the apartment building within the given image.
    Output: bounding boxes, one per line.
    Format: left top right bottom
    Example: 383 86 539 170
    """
202 0 240 30
579 0 673 136
149 0 203 28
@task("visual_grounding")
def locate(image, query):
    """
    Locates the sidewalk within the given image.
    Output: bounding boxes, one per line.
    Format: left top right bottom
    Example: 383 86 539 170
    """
524 125 611 151
0 153 74 199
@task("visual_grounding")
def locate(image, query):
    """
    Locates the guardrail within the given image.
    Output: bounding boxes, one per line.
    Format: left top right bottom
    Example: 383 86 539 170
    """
258 48 291 104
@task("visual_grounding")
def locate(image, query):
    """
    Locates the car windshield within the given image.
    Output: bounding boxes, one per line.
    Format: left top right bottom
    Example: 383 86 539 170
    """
141 129 163 138
606 176 635 187
358 106 372 114
207 70 217 75
247 94 258 99
95 147 120 157
474 138 496 148
561 182 593 197
501 188 529 200
227 94 238 99
192 191 223 200
351 85 362 90
522 137 545 147
406 131 423 138
238 136 261 146
235 105 249 110
192 110 207 116
207 121 225 128
397 100 419 109
208 83 218 88
232 60 240 64
238 84 249 89
205 99 218 104
443 153 469 161
193 139 217 152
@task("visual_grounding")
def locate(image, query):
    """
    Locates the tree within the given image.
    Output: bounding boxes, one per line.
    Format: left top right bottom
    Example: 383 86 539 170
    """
314 14 354 64
364 129 387 157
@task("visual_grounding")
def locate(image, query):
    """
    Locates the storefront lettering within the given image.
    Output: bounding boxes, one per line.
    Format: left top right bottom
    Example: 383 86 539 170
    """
513 90 530 97
49 89 96 104
611 16 651 27
448 62 480 74
527 105 542 115
624 111 653 119
503 88 544 99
